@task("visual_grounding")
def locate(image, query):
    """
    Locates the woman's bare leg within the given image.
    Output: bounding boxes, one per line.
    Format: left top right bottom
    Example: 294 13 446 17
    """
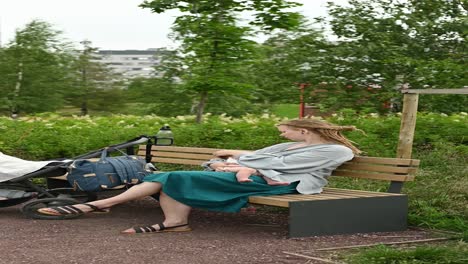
38 182 163 215
158 191 191 225
121 191 192 233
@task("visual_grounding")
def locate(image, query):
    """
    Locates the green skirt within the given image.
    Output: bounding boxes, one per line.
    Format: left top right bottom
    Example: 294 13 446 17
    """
143 171 298 212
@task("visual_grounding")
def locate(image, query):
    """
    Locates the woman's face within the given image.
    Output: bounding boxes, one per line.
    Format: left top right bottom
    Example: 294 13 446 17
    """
277 125 306 141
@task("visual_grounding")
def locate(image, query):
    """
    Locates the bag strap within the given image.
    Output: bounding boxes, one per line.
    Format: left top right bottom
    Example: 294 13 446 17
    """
118 156 141 181
99 149 129 182
105 157 130 183
100 148 109 160
99 136 153 164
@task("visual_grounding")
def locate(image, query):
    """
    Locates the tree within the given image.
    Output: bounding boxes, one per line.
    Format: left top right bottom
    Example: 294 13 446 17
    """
67 40 125 115
316 0 467 112
140 0 304 122
0 20 75 116
125 77 193 116
247 30 330 105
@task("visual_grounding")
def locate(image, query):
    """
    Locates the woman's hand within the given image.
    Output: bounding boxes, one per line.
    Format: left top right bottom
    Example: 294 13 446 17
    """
209 162 225 170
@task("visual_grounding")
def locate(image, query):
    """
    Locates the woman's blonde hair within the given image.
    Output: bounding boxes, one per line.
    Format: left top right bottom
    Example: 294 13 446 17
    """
278 118 363 154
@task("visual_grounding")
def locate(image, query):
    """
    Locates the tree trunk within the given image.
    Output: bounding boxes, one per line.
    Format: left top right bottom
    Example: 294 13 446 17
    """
195 91 208 123
80 66 88 116
81 101 88 116
11 62 23 118
194 37 218 123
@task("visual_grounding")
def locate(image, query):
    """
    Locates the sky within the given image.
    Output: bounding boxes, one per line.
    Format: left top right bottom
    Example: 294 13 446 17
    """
0 0 347 50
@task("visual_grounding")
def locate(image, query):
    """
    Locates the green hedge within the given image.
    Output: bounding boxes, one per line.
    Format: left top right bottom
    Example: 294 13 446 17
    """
2 112 465 159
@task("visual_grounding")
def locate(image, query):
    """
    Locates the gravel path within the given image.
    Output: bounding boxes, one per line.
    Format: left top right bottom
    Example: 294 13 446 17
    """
1 197 436 264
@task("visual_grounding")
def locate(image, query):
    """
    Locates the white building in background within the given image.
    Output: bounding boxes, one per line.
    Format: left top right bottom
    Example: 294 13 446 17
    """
95 49 163 78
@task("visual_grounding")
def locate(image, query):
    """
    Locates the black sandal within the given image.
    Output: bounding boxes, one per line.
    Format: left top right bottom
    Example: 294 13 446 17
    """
128 223 191 234
38 203 109 216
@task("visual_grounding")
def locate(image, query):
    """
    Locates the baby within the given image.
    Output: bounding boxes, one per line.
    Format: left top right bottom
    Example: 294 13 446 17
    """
203 157 289 186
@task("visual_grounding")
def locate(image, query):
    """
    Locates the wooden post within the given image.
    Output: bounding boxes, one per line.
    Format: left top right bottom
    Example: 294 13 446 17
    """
397 87 466 159
397 93 419 159
391 87 465 193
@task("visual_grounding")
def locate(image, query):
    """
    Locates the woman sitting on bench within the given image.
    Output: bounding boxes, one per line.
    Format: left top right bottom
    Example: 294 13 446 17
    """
38 118 362 234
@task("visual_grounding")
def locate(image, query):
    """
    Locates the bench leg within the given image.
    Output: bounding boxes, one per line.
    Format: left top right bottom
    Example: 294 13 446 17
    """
288 195 408 237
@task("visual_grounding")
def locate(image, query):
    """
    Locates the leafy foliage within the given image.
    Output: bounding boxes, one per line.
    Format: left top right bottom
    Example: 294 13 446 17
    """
321 0 467 112
252 0 467 113
66 40 126 115
140 0 304 122
0 20 75 115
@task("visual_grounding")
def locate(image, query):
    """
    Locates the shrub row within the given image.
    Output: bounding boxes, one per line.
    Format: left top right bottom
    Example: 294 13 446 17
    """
1 112 466 159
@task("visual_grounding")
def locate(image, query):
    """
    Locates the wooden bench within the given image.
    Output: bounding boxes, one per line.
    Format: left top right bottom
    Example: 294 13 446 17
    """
137 145 420 237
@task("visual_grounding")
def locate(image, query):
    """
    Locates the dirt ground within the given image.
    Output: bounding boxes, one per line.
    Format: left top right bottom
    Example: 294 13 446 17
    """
0 197 441 264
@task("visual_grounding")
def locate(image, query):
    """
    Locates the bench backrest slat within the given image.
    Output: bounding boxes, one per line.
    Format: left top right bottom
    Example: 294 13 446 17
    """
140 145 220 154
351 156 420 166
138 145 419 183
154 152 215 161
152 157 208 166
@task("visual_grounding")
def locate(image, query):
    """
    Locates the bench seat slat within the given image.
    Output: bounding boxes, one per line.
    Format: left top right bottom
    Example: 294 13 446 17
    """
271 190 401 200
248 189 406 207
331 170 415 181
312 191 381 199
248 196 290 207
323 188 402 196
247 195 351 207
278 193 369 199
338 163 416 174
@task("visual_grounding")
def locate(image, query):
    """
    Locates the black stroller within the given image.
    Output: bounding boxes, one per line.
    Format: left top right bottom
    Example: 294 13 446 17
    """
0 134 164 220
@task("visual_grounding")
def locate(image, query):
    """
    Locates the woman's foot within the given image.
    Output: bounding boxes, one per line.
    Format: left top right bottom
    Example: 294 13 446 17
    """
263 176 290 186
121 222 191 234
37 203 109 216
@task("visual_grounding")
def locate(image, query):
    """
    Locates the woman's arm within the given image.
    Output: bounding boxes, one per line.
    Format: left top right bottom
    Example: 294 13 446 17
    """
213 150 253 159
238 145 354 172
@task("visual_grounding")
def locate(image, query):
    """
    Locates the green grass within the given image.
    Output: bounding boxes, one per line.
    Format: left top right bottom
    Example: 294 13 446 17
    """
271 104 299 118
344 243 468 264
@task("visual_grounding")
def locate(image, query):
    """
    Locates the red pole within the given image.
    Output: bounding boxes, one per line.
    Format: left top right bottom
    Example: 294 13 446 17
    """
295 83 310 118
299 83 305 118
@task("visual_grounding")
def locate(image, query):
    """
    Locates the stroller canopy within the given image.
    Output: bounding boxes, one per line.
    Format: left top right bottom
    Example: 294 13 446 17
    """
0 152 66 182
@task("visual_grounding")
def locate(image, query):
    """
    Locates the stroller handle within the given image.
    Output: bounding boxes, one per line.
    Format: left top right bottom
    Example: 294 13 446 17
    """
109 136 150 149
75 135 152 160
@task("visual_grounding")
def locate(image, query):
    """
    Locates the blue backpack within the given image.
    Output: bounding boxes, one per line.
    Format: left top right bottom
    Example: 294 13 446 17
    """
67 148 151 192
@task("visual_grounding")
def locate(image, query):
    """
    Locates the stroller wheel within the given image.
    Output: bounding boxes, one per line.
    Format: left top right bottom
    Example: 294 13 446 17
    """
38 188 97 203
21 198 84 220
